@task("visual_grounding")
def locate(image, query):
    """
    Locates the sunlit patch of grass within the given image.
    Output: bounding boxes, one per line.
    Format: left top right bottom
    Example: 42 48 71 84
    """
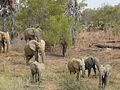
0 72 26 90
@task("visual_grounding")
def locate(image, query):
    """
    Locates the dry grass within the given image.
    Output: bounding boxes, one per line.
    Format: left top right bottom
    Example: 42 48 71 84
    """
0 31 120 90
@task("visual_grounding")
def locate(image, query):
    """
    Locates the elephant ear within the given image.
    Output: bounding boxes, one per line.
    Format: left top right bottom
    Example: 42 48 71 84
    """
29 42 36 51
0 33 2 41
72 59 80 70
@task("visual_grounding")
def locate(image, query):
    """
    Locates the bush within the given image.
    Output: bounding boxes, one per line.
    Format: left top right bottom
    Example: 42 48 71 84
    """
44 15 72 47
58 72 97 90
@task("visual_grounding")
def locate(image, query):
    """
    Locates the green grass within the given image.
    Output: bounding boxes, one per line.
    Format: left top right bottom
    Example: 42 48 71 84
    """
57 72 97 90
0 72 41 90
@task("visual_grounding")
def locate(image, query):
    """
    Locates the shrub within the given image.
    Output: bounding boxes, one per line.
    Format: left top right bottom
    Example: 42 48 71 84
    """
58 72 97 90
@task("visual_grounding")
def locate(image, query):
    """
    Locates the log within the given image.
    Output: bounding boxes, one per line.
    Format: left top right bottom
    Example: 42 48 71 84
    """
95 44 120 49
106 40 120 43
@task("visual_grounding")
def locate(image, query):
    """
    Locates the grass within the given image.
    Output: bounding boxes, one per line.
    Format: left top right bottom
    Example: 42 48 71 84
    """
0 72 42 90
57 71 98 90
0 72 26 90
0 31 120 90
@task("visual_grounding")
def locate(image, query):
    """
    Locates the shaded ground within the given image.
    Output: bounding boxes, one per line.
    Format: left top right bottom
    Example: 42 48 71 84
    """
0 31 120 90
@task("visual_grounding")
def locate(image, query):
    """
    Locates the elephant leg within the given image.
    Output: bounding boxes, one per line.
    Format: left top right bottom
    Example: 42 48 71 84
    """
88 68 91 77
31 72 35 83
82 70 85 77
76 71 79 80
34 51 39 62
38 72 41 83
104 77 107 88
101 82 103 88
6 41 9 52
62 45 67 57
37 72 39 82
0 42 2 53
62 45 65 57
2 40 5 53
93 66 96 76
26 55 33 64
35 73 38 82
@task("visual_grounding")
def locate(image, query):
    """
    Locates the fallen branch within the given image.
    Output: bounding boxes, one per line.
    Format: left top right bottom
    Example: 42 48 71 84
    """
106 40 120 43
95 44 120 49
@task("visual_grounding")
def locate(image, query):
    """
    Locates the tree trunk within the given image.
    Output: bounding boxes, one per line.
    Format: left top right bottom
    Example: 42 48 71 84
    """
95 44 120 49
2 14 7 32
10 10 15 43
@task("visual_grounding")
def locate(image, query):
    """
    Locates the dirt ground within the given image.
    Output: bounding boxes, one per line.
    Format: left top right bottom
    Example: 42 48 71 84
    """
0 31 120 90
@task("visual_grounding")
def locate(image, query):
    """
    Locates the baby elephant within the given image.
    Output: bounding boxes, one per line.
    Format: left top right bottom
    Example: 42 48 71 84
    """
30 61 45 83
83 56 100 77
68 58 85 80
99 64 112 89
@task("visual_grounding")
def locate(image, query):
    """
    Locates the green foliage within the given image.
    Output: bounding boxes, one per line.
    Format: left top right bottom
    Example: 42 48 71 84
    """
16 0 74 47
44 15 72 47
82 4 120 33
0 0 87 47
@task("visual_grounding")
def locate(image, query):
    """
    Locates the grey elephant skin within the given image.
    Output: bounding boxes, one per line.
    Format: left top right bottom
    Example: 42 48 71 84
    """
30 61 45 83
24 28 41 42
99 64 112 89
84 56 100 77
24 40 45 64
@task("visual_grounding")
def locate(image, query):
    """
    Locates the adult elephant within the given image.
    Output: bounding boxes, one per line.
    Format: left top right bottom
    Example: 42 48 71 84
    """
83 56 100 77
24 28 41 42
0 31 10 53
24 40 45 64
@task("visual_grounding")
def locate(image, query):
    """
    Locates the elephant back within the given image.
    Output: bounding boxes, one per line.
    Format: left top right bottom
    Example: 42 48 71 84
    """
24 28 40 40
25 28 35 35
24 28 40 36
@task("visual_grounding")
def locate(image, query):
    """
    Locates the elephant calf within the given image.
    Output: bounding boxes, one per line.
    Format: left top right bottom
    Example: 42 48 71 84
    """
30 61 45 83
0 31 10 53
24 40 45 64
99 64 112 89
60 39 67 57
68 58 85 80
83 56 100 77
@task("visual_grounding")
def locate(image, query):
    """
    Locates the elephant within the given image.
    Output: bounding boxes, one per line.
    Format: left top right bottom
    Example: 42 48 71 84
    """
24 40 45 64
24 28 41 42
68 58 85 80
99 64 112 89
83 56 100 77
30 61 45 83
60 38 67 57
0 31 10 53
